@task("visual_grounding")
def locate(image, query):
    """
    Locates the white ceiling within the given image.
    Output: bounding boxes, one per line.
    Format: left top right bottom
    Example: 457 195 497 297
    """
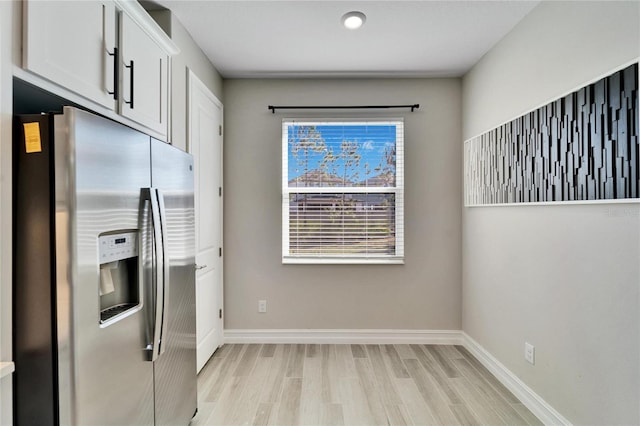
155 0 539 78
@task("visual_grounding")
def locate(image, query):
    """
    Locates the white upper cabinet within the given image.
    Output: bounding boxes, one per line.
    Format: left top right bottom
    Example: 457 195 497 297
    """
119 13 168 136
23 1 118 110
22 0 178 140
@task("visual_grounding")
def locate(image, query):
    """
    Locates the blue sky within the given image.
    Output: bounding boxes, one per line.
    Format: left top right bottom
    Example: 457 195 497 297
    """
288 124 397 182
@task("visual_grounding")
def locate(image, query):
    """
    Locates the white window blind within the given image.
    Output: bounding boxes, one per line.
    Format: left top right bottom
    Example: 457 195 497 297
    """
282 120 404 264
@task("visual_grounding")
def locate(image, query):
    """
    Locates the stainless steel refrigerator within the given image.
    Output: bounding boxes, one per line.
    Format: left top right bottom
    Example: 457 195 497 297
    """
13 106 197 425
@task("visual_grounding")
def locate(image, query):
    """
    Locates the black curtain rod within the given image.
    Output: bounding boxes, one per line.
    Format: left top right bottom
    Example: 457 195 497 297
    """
268 104 419 113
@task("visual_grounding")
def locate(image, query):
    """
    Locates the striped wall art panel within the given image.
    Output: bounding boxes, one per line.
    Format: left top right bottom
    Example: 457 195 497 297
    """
465 63 639 205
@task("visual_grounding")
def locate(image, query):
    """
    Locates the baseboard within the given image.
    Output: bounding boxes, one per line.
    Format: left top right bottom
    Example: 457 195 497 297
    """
224 329 463 345
463 333 571 426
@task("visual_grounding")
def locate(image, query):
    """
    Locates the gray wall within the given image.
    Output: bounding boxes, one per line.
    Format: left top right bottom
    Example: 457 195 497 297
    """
223 78 462 330
462 2 640 424
463 1 640 141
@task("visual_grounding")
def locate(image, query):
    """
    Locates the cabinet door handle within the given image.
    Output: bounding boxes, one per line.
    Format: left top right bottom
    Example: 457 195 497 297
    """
106 47 118 100
195 264 207 270
124 60 134 109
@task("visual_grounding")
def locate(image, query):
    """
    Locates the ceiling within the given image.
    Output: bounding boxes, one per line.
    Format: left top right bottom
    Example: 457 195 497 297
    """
154 0 539 79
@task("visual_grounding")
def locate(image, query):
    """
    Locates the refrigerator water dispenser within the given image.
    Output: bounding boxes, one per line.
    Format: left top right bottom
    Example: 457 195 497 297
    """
98 231 140 324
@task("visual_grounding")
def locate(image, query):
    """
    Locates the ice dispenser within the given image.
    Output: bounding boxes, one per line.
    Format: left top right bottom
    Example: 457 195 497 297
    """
99 231 140 325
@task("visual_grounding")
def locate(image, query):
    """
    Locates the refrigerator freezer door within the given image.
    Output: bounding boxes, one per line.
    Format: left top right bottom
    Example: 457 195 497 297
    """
54 107 154 425
151 139 197 425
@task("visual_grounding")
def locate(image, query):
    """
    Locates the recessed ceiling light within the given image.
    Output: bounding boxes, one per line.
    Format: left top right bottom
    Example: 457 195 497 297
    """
341 11 366 30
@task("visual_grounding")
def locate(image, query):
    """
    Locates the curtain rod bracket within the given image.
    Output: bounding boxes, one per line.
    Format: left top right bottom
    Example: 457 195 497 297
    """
268 104 420 114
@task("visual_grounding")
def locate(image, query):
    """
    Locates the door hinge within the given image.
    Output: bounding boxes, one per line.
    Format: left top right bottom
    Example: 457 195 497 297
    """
219 309 222 319
219 187 222 197
219 247 222 257
219 125 222 136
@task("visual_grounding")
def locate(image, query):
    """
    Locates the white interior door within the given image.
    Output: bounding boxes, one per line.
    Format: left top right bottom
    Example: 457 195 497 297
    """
187 70 223 373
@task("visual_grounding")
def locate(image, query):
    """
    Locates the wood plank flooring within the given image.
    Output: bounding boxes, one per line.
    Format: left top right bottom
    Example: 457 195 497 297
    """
191 344 542 426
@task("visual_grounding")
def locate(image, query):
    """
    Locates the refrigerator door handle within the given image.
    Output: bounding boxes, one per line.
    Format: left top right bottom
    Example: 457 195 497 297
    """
157 190 170 357
148 188 165 362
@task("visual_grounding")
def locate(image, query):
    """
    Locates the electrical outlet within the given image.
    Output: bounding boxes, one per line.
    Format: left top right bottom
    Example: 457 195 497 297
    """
525 342 535 365
258 300 267 313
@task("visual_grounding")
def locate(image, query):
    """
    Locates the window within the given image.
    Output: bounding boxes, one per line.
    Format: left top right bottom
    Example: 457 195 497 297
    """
282 120 404 264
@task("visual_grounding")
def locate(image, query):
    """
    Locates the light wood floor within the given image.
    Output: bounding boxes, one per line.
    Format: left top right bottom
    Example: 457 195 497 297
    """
191 344 542 426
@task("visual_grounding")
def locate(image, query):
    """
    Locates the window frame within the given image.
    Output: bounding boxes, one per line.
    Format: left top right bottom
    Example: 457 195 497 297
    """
282 118 405 265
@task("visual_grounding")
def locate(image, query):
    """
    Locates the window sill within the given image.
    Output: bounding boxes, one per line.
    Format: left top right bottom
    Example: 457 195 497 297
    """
283 257 404 265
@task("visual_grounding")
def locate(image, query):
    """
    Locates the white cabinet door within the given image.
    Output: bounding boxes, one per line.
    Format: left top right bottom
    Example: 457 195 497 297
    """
23 0 117 110
119 13 168 137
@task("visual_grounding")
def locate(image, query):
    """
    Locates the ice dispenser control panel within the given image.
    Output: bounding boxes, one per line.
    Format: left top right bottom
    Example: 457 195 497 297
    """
99 232 138 263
